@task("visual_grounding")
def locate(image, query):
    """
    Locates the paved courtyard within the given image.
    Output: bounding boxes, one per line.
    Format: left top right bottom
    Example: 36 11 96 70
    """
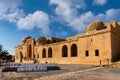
0 64 120 80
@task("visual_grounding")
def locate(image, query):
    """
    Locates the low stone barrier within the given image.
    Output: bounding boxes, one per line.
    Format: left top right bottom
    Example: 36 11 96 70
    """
2 63 60 72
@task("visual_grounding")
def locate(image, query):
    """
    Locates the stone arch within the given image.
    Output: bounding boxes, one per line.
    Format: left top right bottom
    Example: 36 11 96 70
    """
71 44 77 57
48 47 52 58
42 48 46 58
62 45 68 57
20 52 23 62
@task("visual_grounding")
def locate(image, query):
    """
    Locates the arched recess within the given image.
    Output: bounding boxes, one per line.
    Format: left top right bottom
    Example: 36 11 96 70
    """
48 47 52 58
62 45 68 57
20 52 23 62
42 48 46 58
71 44 77 57
28 44 32 58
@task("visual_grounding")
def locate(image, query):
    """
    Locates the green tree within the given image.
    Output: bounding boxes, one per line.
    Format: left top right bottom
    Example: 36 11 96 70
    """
0 44 2 53
0 44 3 65
0 44 12 65
0 50 9 60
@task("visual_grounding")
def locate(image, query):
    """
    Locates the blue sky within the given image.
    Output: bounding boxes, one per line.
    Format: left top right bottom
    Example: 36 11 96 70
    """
0 0 120 55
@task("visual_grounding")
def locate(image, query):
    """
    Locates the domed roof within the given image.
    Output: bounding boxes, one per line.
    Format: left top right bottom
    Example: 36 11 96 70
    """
22 36 32 43
37 36 47 45
86 20 106 32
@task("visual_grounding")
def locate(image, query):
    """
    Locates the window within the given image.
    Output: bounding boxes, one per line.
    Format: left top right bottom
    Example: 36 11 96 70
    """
71 44 77 57
48 47 52 58
62 45 68 57
42 48 46 58
95 49 99 56
85 50 89 57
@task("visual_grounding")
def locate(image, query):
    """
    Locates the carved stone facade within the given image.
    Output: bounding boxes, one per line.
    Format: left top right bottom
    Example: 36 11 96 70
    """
15 20 120 65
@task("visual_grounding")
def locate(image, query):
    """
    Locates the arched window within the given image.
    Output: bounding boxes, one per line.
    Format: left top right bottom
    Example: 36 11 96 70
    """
71 44 77 57
62 45 68 57
42 48 46 58
48 47 52 58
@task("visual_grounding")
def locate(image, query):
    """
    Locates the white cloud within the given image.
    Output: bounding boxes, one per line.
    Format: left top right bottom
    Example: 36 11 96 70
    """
70 11 94 31
1 0 120 35
0 0 24 23
93 0 107 6
0 0 50 35
2 9 25 23
50 0 87 32
50 0 120 32
50 0 86 23
70 9 120 31
96 9 120 21
17 11 50 35
0 0 21 13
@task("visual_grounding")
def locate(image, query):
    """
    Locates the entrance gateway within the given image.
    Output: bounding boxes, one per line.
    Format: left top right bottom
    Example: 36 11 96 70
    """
20 52 23 63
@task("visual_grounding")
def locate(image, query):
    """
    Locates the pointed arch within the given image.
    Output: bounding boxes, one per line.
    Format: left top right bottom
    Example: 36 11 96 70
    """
48 47 52 58
28 44 32 58
71 44 77 57
42 48 46 58
20 52 23 62
62 45 68 57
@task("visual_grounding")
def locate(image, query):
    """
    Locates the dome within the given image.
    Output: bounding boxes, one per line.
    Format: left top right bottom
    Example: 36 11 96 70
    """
37 36 47 45
22 36 32 43
86 20 106 32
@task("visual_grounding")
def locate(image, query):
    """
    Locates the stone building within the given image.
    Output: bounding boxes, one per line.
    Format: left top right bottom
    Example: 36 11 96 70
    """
15 20 120 65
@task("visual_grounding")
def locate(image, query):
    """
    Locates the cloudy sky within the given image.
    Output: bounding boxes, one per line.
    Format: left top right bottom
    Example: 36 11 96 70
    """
0 0 120 55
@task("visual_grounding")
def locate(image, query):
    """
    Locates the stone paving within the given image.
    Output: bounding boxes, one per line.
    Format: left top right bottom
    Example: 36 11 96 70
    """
0 64 120 80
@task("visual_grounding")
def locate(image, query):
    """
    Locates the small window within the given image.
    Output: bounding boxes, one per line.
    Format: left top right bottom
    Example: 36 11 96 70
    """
95 49 99 56
85 50 89 57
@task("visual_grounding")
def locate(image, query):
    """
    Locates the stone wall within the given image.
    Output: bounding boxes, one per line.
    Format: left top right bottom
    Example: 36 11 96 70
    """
15 20 120 65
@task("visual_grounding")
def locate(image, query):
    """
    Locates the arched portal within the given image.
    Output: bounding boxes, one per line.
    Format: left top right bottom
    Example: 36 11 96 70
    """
20 52 23 62
28 44 32 58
